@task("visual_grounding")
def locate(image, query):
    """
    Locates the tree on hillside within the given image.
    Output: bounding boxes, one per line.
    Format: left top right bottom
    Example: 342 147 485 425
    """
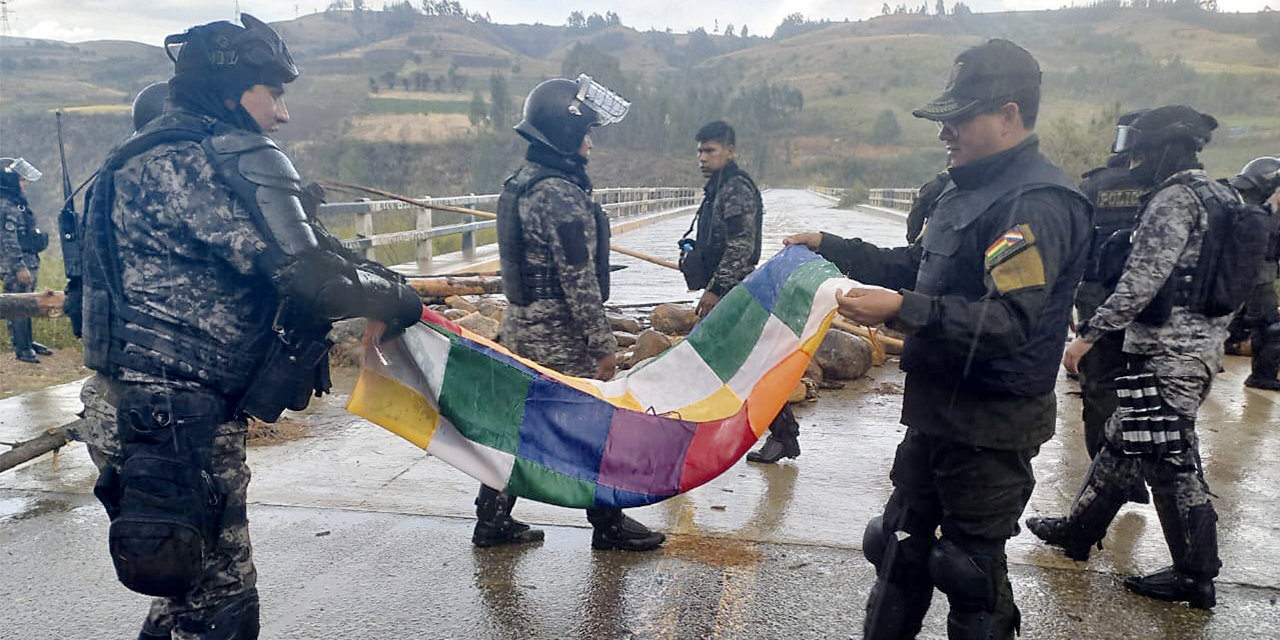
774 13 807 39
605 11 622 26
587 13 607 30
369 77 379 94
871 109 902 144
685 28 717 67
882 3 891 15
566 11 586 29
952 2 972 16
489 73 511 130
381 70 398 90
725 24 735 37
741 25 749 38
448 64 464 92
468 90 486 126
561 42 632 98
936 0 946 15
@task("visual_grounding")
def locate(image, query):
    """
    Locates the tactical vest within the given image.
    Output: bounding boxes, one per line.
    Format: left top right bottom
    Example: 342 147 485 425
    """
684 164 764 290
498 166 610 305
1078 165 1143 284
904 151 1088 397
81 112 312 397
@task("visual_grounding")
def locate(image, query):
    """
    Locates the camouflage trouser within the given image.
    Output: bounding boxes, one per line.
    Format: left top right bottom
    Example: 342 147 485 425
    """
500 302 599 377
79 374 258 639
1070 354 1220 578
4 265 37 354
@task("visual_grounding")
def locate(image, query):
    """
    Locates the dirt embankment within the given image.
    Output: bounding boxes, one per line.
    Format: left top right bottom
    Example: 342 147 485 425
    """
0 349 90 400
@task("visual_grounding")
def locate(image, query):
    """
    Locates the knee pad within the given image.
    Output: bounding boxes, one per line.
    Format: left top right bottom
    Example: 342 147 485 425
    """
863 513 935 575
178 590 260 640
862 516 890 568
928 539 997 611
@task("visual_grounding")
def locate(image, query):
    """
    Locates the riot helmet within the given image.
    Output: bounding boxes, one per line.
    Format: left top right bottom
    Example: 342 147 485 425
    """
1115 105 1216 187
164 14 297 132
132 82 170 131
1111 105 1215 155
515 74 630 155
0 158 42 182
1229 156 1280 205
0 158 40 199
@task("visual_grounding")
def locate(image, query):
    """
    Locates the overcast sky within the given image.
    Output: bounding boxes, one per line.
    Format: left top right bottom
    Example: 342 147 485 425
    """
8 0 1275 45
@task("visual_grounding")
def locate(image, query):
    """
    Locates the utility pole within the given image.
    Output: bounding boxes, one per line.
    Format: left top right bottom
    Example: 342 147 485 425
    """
1 0 14 37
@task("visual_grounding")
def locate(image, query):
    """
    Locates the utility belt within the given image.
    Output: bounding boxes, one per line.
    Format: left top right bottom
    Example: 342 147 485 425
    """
93 385 237 597
520 272 566 302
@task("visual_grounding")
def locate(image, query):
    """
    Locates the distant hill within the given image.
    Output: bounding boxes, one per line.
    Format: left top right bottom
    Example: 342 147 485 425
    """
2 5 1278 224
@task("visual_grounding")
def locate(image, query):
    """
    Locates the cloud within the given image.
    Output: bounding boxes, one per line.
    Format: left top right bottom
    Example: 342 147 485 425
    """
21 20 95 41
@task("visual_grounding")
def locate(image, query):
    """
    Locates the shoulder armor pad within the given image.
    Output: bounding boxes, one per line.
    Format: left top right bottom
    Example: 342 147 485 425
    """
202 134 315 259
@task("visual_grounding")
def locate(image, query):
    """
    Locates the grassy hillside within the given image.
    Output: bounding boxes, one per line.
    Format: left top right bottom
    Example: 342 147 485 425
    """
2 5 1278 227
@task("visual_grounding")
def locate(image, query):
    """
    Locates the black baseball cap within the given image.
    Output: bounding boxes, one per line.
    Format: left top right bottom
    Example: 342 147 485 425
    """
913 39 1041 121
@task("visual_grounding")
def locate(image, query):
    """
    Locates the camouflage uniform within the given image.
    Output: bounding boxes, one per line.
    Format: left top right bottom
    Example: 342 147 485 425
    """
500 161 615 376
1 195 42 356
694 160 763 299
1057 169 1232 583
79 140 268 639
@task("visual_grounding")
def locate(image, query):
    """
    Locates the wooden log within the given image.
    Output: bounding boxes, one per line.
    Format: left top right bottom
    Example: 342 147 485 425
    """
405 275 504 300
0 291 67 320
0 421 78 474
832 317 905 356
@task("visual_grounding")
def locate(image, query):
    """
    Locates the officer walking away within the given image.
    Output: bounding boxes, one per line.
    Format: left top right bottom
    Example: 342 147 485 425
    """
678 121 800 464
77 15 423 639
479 74 665 552
1073 110 1148 465
1 157 52 363
1032 106 1234 609
785 39 1091 639
1230 156 1280 390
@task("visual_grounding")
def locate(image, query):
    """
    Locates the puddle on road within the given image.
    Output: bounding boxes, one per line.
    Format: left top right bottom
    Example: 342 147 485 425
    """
0 494 74 521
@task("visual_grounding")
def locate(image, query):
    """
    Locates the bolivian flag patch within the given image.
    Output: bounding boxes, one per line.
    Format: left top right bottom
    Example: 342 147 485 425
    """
985 225 1033 265
985 223 1045 292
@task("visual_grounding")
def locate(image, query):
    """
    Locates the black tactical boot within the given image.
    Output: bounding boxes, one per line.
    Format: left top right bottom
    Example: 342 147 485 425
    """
30 341 53 356
587 508 665 551
473 485 544 547
1244 375 1280 391
138 631 170 640
747 407 800 463
1025 517 1095 561
10 319 39 363
1123 566 1216 609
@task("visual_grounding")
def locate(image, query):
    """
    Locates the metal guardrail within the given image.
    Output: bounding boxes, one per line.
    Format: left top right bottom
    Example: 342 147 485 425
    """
809 185 849 198
316 187 698 272
868 188 920 211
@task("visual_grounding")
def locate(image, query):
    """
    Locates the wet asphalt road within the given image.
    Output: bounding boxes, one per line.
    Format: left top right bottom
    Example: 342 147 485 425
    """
2 190 1279 639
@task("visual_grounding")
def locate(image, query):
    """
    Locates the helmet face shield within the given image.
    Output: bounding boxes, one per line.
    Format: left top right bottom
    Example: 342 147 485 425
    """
2 158 42 182
573 74 629 126
1111 125 1137 154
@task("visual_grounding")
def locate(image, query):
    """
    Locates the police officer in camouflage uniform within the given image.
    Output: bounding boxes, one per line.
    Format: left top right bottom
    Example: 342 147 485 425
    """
1230 156 1280 390
1074 111 1147 461
1 157 52 363
788 40 1091 639
76 15 423 639
474 75 665 552
678 121 800 464
1031 105 1231 609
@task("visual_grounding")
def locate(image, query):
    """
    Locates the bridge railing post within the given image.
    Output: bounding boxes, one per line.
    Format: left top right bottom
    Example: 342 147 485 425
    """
416 205 433 273
355 199 376 261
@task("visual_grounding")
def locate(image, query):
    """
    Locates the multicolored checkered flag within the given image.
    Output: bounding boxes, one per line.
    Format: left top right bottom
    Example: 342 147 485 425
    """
347 245 858 508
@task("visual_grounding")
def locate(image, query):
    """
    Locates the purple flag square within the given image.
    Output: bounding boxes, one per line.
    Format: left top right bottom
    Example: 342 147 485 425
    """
596 410 697 496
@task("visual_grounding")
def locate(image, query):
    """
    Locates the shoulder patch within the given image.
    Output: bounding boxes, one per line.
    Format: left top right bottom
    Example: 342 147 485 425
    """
984 224 1035 267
